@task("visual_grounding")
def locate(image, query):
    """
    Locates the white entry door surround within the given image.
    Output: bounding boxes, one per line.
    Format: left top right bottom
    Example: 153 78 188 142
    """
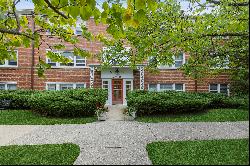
101 67 134 105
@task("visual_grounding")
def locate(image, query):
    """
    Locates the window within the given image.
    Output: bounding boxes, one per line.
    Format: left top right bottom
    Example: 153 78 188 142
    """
76 84 85 89
46 50 86 67
160 84 173 91
60 52 74 66
157 53 185 69
209 84 229 95
0 50 18 67
46 83 86 90
0 82 17 90
102 81 109 90
148 83 185 92
125 80 132 95
148 84 157 91
175 84 184 91
60 84 74 90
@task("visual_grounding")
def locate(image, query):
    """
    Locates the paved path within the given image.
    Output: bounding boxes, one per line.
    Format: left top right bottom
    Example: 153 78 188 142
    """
106 104 126 121
0 121 249 165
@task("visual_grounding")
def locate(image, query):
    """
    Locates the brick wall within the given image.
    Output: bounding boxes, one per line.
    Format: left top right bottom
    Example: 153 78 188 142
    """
0 18 231 91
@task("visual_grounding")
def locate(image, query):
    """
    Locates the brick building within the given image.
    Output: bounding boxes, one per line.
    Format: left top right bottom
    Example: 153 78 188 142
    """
0 10 230 105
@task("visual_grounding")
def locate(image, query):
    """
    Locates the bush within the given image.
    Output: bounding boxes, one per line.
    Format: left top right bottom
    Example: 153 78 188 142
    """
0 90 39 109
127 90 249 116
28 89 108 117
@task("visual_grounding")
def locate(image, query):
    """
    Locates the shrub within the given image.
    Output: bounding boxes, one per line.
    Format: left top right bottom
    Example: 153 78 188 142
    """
28 89 108 117
0 90 39 109
127 90 249 116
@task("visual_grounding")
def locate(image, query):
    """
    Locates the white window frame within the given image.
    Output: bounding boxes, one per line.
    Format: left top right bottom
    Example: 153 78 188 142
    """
0 50 18 67
148 83 185 92
153 53 186 69
209 83 229 95
45 50 87 68
46 82 86 90
0 82 17 90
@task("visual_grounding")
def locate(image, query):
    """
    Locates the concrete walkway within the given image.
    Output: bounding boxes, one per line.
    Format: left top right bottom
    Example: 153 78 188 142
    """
106 104 126 121
0 121 249 165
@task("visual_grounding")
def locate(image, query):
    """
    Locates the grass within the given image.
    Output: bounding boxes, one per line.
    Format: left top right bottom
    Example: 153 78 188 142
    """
0 110 97 125
136 109 249 123
0 143 80 165
147 139 249 165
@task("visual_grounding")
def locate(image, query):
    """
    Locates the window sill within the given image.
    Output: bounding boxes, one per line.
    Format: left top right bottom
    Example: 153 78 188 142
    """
0 66 18 68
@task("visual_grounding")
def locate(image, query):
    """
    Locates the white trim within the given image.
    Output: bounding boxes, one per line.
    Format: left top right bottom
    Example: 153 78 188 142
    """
102 79 112 105
0 50 18 68
0 82 17 90
45 49 87 68
209 83 229 95
123 79 133 105
157 53 185 70
148 83 185 92
46 82 86 90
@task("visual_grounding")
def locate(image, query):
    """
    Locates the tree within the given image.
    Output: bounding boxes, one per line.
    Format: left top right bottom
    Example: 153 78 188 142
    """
104 0 248 94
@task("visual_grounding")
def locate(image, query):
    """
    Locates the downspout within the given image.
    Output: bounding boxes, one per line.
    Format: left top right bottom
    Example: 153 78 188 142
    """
31 11 35 90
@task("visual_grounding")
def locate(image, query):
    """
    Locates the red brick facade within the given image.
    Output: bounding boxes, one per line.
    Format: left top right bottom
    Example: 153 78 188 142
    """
0 18 230 94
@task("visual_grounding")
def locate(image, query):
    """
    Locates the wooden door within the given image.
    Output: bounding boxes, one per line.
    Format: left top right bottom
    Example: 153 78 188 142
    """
112 79 123 104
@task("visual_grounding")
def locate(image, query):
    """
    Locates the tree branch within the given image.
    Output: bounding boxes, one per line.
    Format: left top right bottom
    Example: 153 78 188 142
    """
13 0 20 31
0 28 34 39
44 0 69 19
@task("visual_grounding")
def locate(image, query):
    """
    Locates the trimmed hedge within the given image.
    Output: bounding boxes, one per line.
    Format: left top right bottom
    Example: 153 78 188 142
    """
28 89 108 117
0 90 39 109
127 90 249 116
0 89 108 117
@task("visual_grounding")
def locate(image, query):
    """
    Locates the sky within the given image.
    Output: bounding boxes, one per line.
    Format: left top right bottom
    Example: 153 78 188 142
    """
16 0 211 13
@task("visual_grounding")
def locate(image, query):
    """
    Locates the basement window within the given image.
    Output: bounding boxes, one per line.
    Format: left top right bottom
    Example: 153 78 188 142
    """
46 83 86 91
0 82 17 90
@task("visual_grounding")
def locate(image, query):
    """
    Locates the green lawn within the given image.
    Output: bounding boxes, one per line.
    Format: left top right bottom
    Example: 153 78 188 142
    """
147 139 249 165
136 109 249 122
0 143 80 165
0 110 96 125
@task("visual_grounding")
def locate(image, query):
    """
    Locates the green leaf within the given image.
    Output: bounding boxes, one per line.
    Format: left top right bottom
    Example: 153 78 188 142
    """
69 6 80 18
135 0 146 11
147 0 158 12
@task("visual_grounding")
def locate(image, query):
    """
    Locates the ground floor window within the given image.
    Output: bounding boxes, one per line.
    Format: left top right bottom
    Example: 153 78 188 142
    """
148 83 185 92
0 82 17 90
209 84 229 95
46 82 86 90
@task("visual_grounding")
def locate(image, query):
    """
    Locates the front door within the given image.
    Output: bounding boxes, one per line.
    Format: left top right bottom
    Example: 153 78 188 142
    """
112 79 123 104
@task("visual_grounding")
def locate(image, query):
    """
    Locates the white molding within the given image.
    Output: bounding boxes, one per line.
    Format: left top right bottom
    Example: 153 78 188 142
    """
0 82 17 90
45 49 87 68
46 82 86 90
148 83 185 92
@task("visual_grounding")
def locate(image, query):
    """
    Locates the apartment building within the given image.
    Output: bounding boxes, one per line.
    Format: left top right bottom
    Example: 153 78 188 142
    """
0 10 230 105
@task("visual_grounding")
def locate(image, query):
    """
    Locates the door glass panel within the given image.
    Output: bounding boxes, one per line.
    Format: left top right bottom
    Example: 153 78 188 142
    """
112 79 123 103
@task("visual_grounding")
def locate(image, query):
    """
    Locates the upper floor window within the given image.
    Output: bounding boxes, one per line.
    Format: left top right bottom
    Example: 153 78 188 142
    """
148 83 185 92
151 53 185 69
209 84 229 95
46 82 86 91
46 50 86 68
0 82 17 90
0 50 18 67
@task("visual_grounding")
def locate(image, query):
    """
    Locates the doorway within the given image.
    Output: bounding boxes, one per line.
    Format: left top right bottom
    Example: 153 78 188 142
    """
112 79 123 105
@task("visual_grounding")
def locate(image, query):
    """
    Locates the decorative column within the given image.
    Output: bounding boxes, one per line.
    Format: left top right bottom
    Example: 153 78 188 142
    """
90 66 95 88
139 66 144 90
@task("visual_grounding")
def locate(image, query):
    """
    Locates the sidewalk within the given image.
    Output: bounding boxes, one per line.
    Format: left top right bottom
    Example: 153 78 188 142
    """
0 121 248 165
